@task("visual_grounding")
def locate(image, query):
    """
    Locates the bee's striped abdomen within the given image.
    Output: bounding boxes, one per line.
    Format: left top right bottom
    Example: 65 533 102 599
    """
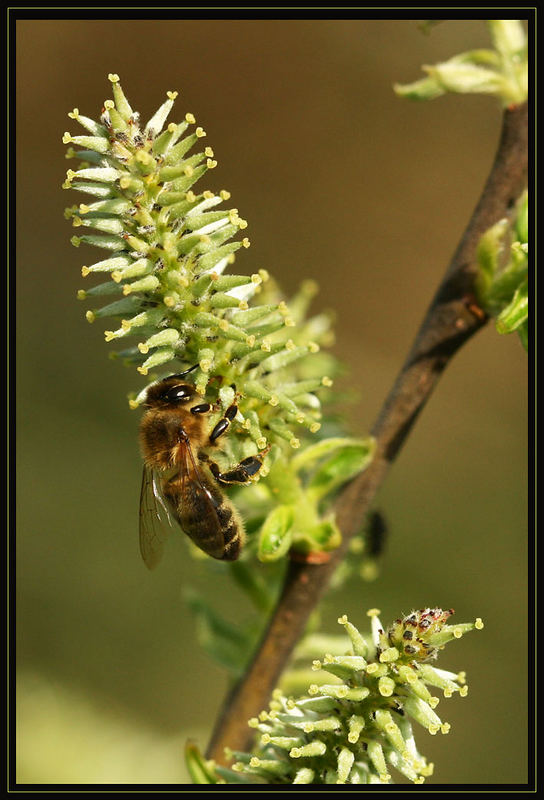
163 474 243 560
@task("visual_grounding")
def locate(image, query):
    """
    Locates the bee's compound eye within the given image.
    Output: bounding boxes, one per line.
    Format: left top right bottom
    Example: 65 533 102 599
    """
163 384 194 404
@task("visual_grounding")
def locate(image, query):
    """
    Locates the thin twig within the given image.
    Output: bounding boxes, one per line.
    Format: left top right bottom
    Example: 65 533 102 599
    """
206 101 528 764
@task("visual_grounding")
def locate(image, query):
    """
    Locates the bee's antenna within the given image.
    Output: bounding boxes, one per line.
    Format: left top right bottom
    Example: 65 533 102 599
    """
167 364 199 381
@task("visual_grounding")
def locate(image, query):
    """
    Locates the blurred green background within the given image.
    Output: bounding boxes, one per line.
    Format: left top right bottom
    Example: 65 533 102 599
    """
15 18 528 785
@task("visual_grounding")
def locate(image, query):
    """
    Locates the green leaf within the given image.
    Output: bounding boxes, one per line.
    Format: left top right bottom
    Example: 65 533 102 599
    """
185 741 218 784
228 560 275 613
291 436 375 474
184 589 254 674
495 279 528 334
449 49 501 68
475 218 509 286
393 76 445 101
517 321 529 351
475 194 529 351
486 242 528 309
293 518 342 554
257 505 295 562
515 190 528 243
488 20 527 59
426 61 506 96
306 440 375 502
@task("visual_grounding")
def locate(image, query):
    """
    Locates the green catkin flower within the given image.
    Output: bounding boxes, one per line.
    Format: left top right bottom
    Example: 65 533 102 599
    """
208 609 482 785
63 74 336 455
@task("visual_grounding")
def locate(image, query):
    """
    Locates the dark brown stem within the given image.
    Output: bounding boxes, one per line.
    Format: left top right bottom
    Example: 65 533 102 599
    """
206 101 528 764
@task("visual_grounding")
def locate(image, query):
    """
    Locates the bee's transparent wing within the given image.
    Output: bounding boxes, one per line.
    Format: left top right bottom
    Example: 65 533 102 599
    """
139 464 173 570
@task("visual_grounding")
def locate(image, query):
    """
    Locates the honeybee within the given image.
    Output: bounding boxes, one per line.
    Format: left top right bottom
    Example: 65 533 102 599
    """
138 367 267 568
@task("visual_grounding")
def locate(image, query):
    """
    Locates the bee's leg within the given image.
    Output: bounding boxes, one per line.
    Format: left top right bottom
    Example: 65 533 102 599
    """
209 403 239 443
205 446 270 486
189 402 213 414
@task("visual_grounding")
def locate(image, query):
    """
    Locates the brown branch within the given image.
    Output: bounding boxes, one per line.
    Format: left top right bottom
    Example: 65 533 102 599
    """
206 101 528 764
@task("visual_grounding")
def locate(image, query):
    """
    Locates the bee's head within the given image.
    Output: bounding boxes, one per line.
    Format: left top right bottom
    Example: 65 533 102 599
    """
143 376 196 408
